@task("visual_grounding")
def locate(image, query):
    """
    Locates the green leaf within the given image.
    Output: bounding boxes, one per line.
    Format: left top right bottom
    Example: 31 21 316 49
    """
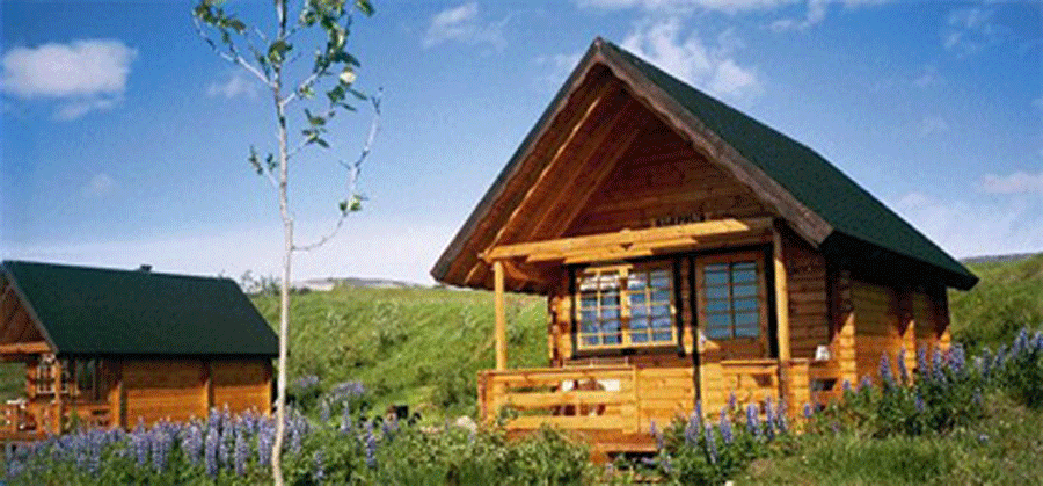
248 146 263 175
314 138 329 148
267 40 292 64
355 0 374 16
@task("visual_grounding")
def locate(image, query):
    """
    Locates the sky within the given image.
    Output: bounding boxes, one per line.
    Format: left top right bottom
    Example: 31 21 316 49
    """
1 0 1041 286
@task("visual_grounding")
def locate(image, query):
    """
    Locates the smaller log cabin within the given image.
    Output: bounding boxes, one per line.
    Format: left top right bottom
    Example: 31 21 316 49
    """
0 261 277 439
432 38 978 455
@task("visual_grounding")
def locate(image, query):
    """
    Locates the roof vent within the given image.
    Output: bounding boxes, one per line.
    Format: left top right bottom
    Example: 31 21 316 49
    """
138 264 152 273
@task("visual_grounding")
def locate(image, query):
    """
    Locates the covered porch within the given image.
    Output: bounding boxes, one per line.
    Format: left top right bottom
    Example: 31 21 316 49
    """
477 218 840 452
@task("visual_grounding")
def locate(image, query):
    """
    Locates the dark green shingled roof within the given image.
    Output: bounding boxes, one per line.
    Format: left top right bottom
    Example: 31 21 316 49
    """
603 41 977 290
2 261 278 357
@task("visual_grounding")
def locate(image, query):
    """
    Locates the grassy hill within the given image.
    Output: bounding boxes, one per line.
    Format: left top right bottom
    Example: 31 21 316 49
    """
950 252 1043 354
251 286 547 419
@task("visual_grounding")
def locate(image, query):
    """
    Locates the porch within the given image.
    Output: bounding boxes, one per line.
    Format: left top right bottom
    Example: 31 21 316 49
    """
476 358 831 454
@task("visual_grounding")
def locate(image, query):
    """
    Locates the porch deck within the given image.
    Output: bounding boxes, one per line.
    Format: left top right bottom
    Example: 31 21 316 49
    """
477 358 839 454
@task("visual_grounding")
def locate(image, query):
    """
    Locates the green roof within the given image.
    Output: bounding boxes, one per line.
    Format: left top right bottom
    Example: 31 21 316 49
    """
2 261 278 357
431 38 977 291
604 41 976 289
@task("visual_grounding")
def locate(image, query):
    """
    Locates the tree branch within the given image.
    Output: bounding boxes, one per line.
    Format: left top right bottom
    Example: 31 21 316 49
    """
193 17 272 86
293 89 382 253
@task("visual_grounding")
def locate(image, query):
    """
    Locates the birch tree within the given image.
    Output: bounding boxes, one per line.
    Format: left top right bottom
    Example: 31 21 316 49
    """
193 1 378 484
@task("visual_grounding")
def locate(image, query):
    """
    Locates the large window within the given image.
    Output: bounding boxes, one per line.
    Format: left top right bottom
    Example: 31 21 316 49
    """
576 264 676 350
700 254 765 340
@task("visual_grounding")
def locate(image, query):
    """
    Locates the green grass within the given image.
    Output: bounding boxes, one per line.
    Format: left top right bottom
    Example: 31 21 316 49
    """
950 253 1043 354
252 286 547 420
739 394 1043 485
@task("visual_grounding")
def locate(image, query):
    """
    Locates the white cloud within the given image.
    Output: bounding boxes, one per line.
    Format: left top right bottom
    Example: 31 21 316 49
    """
0 39 136 120
892 192 1043 258
981 171 1043 195
913 64 942 88
422 2 507 50
621 19 761 100
81 173 115 197
535 51 583 85
2 219 458 287
919 115 949 136
206 71 260 99
944 7 1007 57
770 0 827 32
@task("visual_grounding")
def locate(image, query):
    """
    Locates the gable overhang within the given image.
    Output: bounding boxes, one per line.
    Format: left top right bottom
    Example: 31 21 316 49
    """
432 37 975 294
0 265 58 356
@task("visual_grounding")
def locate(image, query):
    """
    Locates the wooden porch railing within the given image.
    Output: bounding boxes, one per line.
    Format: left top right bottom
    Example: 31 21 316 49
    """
478 365 640 434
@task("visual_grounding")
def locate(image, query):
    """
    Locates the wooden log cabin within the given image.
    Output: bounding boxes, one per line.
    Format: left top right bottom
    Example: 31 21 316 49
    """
431 38 978 454
0 261 277 439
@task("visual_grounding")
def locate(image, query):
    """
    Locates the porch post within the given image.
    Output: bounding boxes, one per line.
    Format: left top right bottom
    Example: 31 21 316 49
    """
773 230 792 402
494 260 507 370
52 358 63 434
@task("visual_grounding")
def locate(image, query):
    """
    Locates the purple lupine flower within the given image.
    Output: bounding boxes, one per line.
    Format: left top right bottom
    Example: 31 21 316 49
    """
915 393 925 413
134 430 149 468
859 376 872 392
880 353 894 389
381 417 398 443
917 347 929 378
649 421 663 450
234 429 248 477
980 348 993 380
314 449 325 484
320 399 331 424
1013 328 1029 356
897 348 909 384
257 422 273 468
764 398 776 440
704 424 717 464
151 428 169 472
932 348 945 382
694 400 703 428
842 379 852 394
219 421 233 470
205 426 220 478
803 403 813 420
949 343 966 374
745 404 760 437
183 424 204 465
684 418 700 446
363 420 377 469
728 392 737 411
719 413 733 444
1033 331 1043 353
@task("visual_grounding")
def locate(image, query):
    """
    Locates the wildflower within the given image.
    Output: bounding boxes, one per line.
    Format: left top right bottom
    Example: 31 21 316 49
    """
932 348 945 382
764 398 776 440
650 421 663 450
363 420 377 469
134 430 149 468
917 347 928 378
341 400 353 434
704 424 717 464
842 379 852 394
949 343 966 374
803 403 813 420
1033 331 1043 353
1013 328 1029 356
859 376 872 392
728 391 737 411
234 428 248 477
257 422 273 467
745 404 760 437
897 348 909 384
320 399 331 424
880 353 894 389
719 413 733 444
915 393 925 413
219 421 233 470
314 450 325 484
205 426 220 478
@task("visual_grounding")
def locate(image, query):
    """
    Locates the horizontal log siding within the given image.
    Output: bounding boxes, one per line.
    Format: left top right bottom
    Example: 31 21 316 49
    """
123 360 207 425
212 360 272 414
564 123 773 237
782 234 829 360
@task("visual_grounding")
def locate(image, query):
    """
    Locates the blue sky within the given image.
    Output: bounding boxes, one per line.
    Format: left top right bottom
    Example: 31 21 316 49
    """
2 0 1041 285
